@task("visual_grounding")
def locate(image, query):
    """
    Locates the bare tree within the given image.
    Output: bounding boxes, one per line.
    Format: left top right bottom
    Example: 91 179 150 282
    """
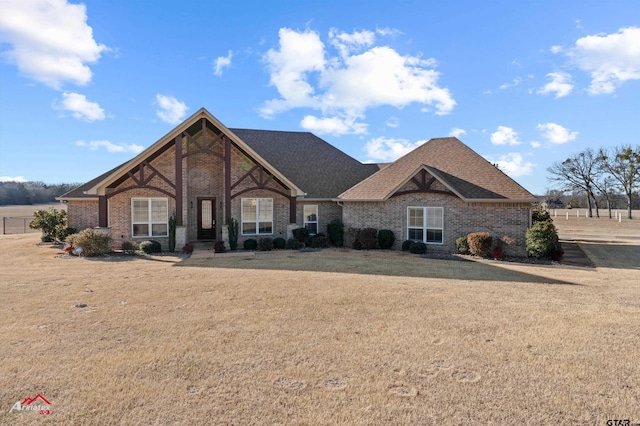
547 149 600 217
598 145 640 219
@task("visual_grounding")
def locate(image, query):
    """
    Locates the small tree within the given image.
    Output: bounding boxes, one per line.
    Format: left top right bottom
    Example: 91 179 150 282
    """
29 207 68 242
168 213 176 252
227 217 239 251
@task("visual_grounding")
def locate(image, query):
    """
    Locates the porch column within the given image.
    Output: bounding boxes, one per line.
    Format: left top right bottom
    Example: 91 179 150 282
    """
289 196 296 223
98 196 108 227
174 135 183 226
224 135 231 221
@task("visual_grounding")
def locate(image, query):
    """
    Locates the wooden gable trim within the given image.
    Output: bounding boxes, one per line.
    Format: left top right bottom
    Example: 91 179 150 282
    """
390 169 456 199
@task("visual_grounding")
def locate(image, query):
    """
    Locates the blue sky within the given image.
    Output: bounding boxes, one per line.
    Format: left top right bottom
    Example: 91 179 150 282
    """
0 0 639 195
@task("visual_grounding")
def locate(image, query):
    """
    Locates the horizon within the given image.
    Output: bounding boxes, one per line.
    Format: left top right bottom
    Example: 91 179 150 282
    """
1 0 639 195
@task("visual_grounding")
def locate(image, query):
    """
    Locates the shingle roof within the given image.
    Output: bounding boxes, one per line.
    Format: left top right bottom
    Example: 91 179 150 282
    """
59 127 379 200
230 129 379 198
339 137 535 201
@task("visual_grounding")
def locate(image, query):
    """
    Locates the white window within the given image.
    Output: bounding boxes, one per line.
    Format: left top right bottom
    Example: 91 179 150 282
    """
132 198 168 237
241 198 273 235
304 205 318 235
407 207 443 244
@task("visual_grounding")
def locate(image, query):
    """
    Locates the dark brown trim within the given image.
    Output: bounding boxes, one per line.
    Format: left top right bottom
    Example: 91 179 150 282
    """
230 186 291 200
224 135 231 220
98 196 108 227
391 189 456 198
175 135 183 226
289 197 296 223
106 185 176 200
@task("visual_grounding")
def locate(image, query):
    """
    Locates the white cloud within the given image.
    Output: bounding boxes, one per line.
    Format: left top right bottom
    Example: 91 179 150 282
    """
155 94 188 125
0 0 108 89
490 126 521 146
261 27 455 135
569 26 640 94
498 77 522 90
55 92 105 121
0 176 27 182
538 71 573 98
483 153 535 177
300 114 368 135
531 141 542 148
550 45 562 54
213 50 233 76
448 128 467 138
537 122 578 144
76 140 144 153
363 137 425 162
385 117 399 128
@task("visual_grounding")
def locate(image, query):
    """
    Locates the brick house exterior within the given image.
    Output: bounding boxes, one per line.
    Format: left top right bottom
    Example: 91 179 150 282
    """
58 108 536 254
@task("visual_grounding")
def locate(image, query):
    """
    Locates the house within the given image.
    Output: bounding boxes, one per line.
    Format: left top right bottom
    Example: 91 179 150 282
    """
58 108 536 255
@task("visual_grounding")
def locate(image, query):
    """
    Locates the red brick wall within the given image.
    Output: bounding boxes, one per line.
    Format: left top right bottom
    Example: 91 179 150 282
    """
67 200 99 231
342 193 531 256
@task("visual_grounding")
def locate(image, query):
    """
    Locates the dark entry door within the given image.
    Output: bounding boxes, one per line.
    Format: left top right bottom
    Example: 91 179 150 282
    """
197 197 216 240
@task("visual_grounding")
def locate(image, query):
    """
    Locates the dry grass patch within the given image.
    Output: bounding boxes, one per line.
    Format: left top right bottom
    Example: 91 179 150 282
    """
1 232 639 424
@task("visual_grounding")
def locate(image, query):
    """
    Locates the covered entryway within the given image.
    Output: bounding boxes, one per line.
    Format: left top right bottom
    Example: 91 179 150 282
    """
197 197 216 240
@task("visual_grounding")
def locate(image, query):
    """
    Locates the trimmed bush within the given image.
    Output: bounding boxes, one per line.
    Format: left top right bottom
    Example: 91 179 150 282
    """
285 238 304 250
292 227 308 243
66 228 112 257
401 240 413 251
273 237 286 249
214 240 226 253
532 205 552 224
121 241 139 255
526 220 559 259
139 240 162 254
258 237 273 251
182 243 194 254
455 236 469 254
491 244 504 260
378 229 395 250
550 246 564 261
29 207 68 242
310 234 330 249
243 238 258 251
168 213 176 252
227 217 239 251
467 232 492 257
358 227 378 250
345 227 360 248
327 218 344 247
58 227 77 242
409 241 427 254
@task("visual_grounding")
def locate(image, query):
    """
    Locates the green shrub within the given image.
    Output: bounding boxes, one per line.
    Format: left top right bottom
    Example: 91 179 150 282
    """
121 241 139 255
139 240 162 254
378 229 395 249
66 228 112 257
292 227 308 243
285 238 304 250
273 237 286 249
526 220 559 259
467 232 492 257
327 218 344 247
532 205 552 224
401 240 413 251
345 227 360 248
214 240 226 253
227 217 239 251
310 234 330 249
409 241 427 254
551 246 564 261
168 213 176 252
244 239 257 250
358 227 378 250
258 237 273 251
29 207 68 242
182 243 194 254
455 236 469 254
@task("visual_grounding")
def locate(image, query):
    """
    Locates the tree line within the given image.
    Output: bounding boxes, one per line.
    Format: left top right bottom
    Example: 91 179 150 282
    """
547 145 640 219
0 181 80 206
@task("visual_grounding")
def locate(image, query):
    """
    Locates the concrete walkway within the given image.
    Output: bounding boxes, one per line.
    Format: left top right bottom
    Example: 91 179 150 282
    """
558 240 595 268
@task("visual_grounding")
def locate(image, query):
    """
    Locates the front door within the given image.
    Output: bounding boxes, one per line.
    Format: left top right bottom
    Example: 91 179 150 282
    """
197 197 216 240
